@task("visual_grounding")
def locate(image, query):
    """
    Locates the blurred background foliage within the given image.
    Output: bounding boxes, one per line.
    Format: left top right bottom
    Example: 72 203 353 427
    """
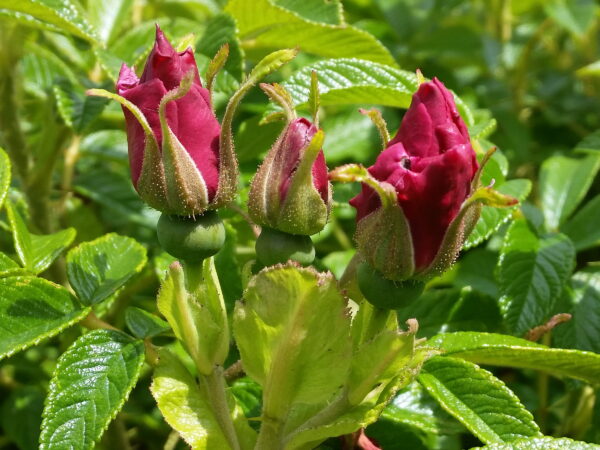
1 0 600 449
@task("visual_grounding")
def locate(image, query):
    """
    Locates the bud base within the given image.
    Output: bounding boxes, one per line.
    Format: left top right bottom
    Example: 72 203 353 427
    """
255 227 315 266
357 262 424 310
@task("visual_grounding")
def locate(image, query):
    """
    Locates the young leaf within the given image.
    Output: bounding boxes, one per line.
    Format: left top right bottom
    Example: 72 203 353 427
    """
497 219 575 336
150 348 256 450
0 147 10 209
472 436 599 449
429 331 600 385
40 330 145 450
0 276 90 361
418 356 541 445
225 0 396 66
125 307 170 339
6 201 76 274
66 233 147 306
539 154 600 230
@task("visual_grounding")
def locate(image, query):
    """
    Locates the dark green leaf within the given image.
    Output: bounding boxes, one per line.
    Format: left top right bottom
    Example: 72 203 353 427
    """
53 79 109 133
198 13 243 79
561 195 600 250
125 306 169 339
0 276 89 361
40 330 145 450
66 233 147 305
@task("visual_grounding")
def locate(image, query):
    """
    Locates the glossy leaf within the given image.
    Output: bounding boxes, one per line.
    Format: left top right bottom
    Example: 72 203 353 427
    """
497 220 575 336
0 147 10 209
0 276 89 361
125 306 169 339
225 0 396 66
66 233 147 305
464 179 531 249
0 0 99 43
87 0 132 44
473 436 599 449
539 154 600 230
429 331 600 385
418 356 540 444
151 348 256 450
561 194 600 250
6 201 76 274
0 252 21 276
40 330 145 450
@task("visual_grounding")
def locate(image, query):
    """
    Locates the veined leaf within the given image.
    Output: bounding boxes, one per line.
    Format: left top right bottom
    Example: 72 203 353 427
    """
6 201 76 274
225 0 396 66
273 0 344 25
429 331 600 385
198 13 243 80
125 307 169 339
66 233 147 306
473 436 599 449
539 153 600 230
53 79 109 133
0 0 98 43
497 220 575 336
0 276 90 361
40 330 145 450
418 356 540 445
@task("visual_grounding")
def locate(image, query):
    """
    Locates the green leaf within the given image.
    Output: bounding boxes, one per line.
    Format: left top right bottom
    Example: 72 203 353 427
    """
1 387 45 450
150 348 256 450
464 179 532 249
539 154 600 230
125 306 169 339
497 219 575 336
0 0 99 43
198 13 244 80
418 356 540 445
561 194 600 250
40 330 145 450
225 0 396 66
66 233 147 306
53 79 109 133
473 436 599 449
273 0 344 25
429 331 600 385
552 270 600 354
6 200 76 274
234 265 352 416
0 276 89 361
87 0 132 44
0 252 21 276
0 147 10 209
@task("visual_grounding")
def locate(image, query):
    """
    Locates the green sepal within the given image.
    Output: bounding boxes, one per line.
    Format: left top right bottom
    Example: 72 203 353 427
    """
157 259 229 375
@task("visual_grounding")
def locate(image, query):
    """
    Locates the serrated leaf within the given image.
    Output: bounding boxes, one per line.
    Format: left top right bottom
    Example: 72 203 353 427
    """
53 79 109 133
0 276 90 361
225 0 396 66
472 436 599 449
0 147 10 209
464 179 531 249
561 194 600 250
539 154 600 230
151 348 256 450
40 330 145 450
66 233 147 305
0 0 98 43
6 201 76 274
497 220 575 336
418 356 540 445
125 306 169 339
429 331 600 385
198 13 243 80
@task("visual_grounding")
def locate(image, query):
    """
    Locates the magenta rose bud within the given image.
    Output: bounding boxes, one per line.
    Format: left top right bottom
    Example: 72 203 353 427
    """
350 78 479 280
109 25 232 216
248 117 331 236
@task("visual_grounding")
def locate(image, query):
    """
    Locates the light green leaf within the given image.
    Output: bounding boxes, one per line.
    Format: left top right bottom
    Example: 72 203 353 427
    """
150 348 256 450
497 220 575 336
225 0 396 66
0 0 98 43
53 79 109 133
40 330 145 450
234 265 352 416
0 147 10 209
66 233 147 306
273 0 344 25
6 201 76 274
0 252 21 276
0 276 90 361
418 356 540 445
464 179 531 249
125 307 170 339
561 194 600 250
429 331 600 385
473 436 599 449
539 154 600 230
87 0 132 44
197 13 243 80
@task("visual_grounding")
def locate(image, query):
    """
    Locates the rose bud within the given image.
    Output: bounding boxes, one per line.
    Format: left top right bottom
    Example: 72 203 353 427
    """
340 78 516 285
89 26 237 216
248 85 331 237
